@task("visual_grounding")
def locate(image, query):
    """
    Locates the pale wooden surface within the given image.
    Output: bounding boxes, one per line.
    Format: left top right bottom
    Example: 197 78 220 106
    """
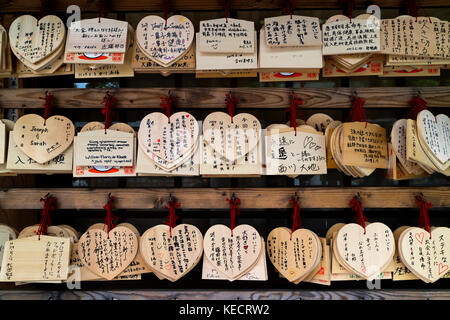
0 289 448 300
0 87 449 109
0 187 448 209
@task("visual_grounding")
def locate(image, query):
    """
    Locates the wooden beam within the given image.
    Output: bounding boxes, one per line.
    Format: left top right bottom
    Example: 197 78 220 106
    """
0 0 448 13
0 187 448 209
0 87 449 109
0 289 448 300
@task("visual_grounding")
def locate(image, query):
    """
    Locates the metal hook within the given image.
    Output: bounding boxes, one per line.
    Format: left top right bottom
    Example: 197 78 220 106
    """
168 193 176 203
291 192 299 202
107 192 112 202
230 192 237 203
416 89 422 98
356 192 362 201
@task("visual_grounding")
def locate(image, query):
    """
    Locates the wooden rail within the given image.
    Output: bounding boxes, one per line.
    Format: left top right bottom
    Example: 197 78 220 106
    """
0 187 448 209
1 0 449 12
0 87 449 109
0 289 448 300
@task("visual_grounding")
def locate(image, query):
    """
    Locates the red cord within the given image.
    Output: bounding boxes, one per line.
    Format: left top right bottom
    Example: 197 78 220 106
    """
286 93 304 135
37 195 56 240
406 96 428 120
282 0 295 18
162 0 170 28
39 91 53 125
164 199 181 237
225 92 238 122
102 92 116 131
339 0 355 22
98 0 109 23
346 96 367 127
349 196 368 233
226 196 241 236
290 197 301 238
160 94 176 122
416 195 433 236
103 195 117 238
222 0 231 23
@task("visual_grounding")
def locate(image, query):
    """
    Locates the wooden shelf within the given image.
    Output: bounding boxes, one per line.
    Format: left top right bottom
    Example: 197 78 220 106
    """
1 0 449 12
0 289 448 300
0 87 449 110
0 187 448 209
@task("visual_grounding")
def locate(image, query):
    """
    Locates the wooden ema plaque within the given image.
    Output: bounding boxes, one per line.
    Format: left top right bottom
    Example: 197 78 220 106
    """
264 15 321 47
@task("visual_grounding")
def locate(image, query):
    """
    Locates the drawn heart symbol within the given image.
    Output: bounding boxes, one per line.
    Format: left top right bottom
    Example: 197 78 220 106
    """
138 112 199 170
417 110 450 167
13 114 75 164
9 15 65 64
140 224 203 282
266 227 320 282
78 226 139 280
203 112 261 162
415 232 424 244
136 15 194 66
439 263 449 275
335 222 395 280
399 227 450 283
203 224 262 281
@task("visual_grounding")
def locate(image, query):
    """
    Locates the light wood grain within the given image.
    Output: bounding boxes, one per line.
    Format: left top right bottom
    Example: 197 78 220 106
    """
0 87 449 109
0 187 448 209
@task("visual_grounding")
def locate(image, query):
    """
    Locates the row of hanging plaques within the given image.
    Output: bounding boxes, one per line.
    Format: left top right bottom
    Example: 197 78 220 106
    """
0 200 448 285
0 13 449 80
0 102 448 178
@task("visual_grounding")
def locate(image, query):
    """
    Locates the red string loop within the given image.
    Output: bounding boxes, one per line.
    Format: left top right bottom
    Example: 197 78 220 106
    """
339 0 355 22
101 92 116 131
225 92 238 122
346 95 367 127
226 196 241 236
289 197 301 238
162 0 170 28
103 195 117 237
349 196 368 233
222 0 231 23
37 195 56 240
98 0 109 23
160 93 176 122
285 93 304 135
416 195 433 236
163 198 181 237
39 0 50 23
39 91 53 125
282 0 295 18
406 95 428 120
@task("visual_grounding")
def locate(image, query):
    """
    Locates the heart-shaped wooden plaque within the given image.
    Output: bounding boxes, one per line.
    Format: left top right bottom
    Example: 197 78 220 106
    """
78 226 138 280
13 114 75 164
136 15 194 67
417 110 450 168
266 227 321 282
9 15 65 64
203 224 262 281
203 112 261 162
398 227 450 283
335 222 395 279
140 224 203 281
138 112 198 169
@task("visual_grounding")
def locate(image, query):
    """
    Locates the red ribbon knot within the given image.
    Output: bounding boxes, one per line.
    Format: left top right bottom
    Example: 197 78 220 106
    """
102 92 116 132
406 95 428 120
164 198 181 237
289 196 302 238
347 95 367 127
225 92 238 122
349 195 368 234
226 196 241 236
39 91 53 125
37 195 56 240
160 94 176 122
286 93 304 135
416 195 433 236
103 195 118 237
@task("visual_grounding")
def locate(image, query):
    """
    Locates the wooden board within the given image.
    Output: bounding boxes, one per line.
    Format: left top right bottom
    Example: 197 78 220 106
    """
0 87 448 109
1 0 447 12
0 187 448 209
